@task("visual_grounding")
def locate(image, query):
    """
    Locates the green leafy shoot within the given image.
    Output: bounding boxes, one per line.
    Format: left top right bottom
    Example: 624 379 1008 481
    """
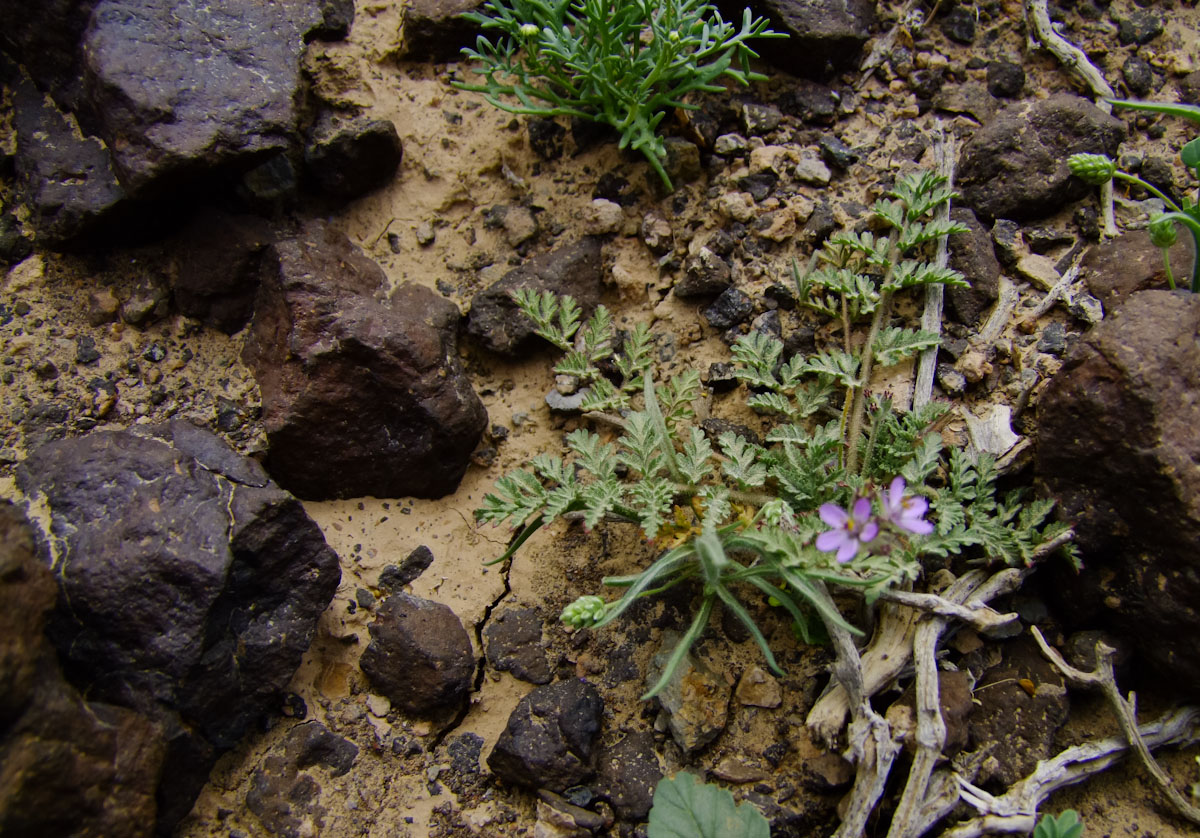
1033 810 1084 838
455 0 785 189
647 772 770 838
1068 97 1200 291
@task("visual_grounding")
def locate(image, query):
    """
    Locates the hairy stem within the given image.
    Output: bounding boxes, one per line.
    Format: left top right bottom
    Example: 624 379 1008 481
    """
846 288 894 474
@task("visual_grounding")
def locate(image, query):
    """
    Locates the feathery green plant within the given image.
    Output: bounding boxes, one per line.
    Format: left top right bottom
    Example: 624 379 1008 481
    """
1068 98 1200 292
454 0 783 189
476 171 1075 698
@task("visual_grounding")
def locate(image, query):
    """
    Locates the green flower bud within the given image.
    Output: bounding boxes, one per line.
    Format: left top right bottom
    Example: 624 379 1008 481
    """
1148 214 1178 248
561 595 607 628
1067 153 1117 186
519 23 539 37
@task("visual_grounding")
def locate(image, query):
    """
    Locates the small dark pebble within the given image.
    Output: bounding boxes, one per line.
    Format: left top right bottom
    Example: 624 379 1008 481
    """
702 287 754 330
143 343 166 362
818 134 858 169
355 588 376 609
940 7 976 44
705 362 740 393
33 359 58 380
986 61 1025 98
1122 56 1155 97
1037 322 1068 356
149 387 167 405
1116 9 1163 45
13 300 30 316
388 232 403 254
490 424 510 443
75 336 101 365
379 545 435 590
738 172 777 203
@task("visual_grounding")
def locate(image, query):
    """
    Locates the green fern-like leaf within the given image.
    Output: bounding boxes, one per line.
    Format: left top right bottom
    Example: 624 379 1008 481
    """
731 332 783 390
718 433 768 488
677 427 715 484
803 350 861 386
567 428 617 481
618 413 669 477
630 478 676 539
884 260 968 291
872 326 941 366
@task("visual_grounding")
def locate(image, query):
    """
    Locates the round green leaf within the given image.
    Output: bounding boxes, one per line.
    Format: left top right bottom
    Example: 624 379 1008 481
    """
647 773 771 838
1182 137 1200 171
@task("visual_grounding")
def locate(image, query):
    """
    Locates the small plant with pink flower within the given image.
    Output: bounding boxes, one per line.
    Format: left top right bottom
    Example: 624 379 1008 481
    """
477 170 1075 696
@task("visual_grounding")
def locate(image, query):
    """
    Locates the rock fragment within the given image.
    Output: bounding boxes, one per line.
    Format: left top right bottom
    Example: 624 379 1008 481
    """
487 679 603 791
359 593 475 716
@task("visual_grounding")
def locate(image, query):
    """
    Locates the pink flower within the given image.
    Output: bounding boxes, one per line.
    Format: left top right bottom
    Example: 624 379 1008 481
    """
816 497 879 563
880 476 934 535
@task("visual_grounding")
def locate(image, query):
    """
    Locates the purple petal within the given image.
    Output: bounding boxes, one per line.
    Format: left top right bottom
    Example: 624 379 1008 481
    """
860 521 879 542
816 530 846 553
889 476 906 498
903 496 929 516
851 497 873 523
900 517 934 535
819 503 848 528
836 539 859 563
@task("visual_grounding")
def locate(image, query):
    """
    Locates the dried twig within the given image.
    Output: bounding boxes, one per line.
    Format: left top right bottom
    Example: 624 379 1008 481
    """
1033 627 1200 826
807 601 919 746
914 126 958 411
1023 0 1118 237
873 588 1018 635
887 570 1027 838
944 705 1200 837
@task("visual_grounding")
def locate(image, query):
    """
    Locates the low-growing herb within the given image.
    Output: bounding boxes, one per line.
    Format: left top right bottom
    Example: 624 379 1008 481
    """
454 0 783 189
1068 98 1200 291
476 170 1075 697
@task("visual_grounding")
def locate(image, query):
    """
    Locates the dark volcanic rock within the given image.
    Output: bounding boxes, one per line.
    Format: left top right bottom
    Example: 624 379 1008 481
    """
379 546 436 590
484 607 552 685
305 114 403 200
945 207 1001 326
283 722 359 777
15 422 339 832
0 0 100 115
401 0 485 61
594 731 662 821
467 237 605 356
12 72 128 248
677 247 733 298
487 679 603 791
245 220 487 500
359 592 475 715
167 208 275 333
958 94 1125 221
83 0 325 195
1079 229 1193 310
702 287 754 330
0 502 165 838
1037 290 1200 691
968 638 1068 786
723 0 875 75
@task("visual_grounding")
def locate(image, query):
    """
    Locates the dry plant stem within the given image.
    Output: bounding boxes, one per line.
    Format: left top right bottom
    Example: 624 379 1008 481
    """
1023 0 1118 237
946 705 1200 837
888 570 1027 838
1029 258 1083 319
914 126 957 411
808 569 1026 745
833 703 904 838
975 275 1018 345
873 588 1018 634
1032 627 1200 826
807 600 917 745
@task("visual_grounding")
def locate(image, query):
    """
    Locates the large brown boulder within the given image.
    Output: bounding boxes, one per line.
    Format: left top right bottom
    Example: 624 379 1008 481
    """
0 501 166 838
1036 290 1200 691
245 220 487 500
